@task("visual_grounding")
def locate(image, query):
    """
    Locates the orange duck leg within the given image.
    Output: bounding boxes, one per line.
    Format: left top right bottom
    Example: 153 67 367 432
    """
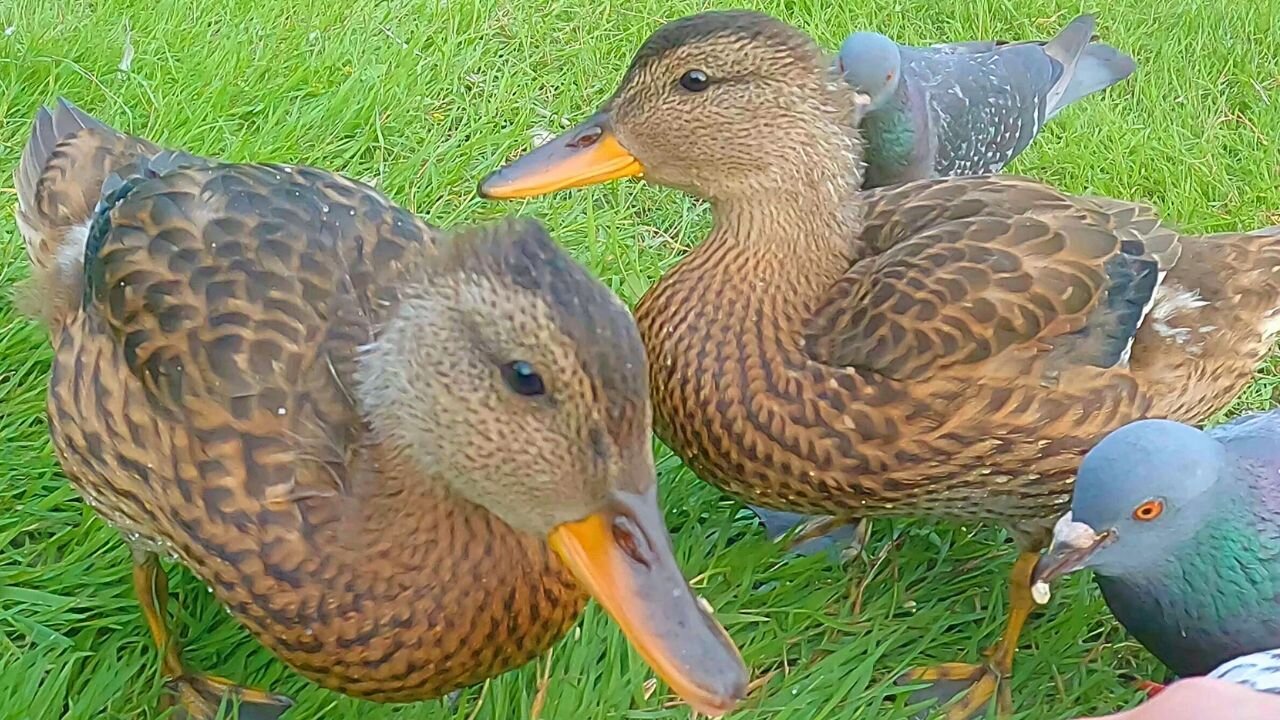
903 552 1039 719
134 551 293 720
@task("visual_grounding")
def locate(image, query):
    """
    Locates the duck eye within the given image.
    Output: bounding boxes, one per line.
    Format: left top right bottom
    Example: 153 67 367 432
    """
501 360 546 397
679 69 710 92
1133 499 1165 521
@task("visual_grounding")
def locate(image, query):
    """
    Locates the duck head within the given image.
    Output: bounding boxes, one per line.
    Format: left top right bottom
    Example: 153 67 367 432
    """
356 218 747 715
479 10 866 204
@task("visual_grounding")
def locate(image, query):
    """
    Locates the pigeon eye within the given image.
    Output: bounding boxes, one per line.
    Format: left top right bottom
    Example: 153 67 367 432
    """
679 69 710 92
501 360 546 397
1133 499 1164 521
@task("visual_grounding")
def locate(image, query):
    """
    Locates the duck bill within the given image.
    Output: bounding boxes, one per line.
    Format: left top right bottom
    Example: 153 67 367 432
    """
548 485 747 717
1032 512 1115 586
477 112 642 199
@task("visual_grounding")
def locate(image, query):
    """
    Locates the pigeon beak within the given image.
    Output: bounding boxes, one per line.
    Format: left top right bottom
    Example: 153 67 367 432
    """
1032 512 1116 587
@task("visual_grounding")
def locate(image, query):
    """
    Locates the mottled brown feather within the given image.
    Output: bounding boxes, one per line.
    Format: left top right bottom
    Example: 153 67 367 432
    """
27 102 593 700
596 16 1280 549
804 177 1178 380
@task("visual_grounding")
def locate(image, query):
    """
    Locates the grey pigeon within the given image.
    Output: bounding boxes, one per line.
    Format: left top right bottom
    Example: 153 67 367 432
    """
838 15 1136 187
1209 649 1280 694
1033 413 1280 679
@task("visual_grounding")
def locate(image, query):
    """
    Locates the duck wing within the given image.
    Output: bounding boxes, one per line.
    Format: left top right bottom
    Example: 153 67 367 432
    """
14 99 207 325
803 176 1181 382
81 161 441 515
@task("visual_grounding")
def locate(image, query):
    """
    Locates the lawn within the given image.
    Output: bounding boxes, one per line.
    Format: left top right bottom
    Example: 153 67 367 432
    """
0 0 1277 718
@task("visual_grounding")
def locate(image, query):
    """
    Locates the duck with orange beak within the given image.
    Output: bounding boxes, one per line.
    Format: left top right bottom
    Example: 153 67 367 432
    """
17 98 747 718
477 10 1280 719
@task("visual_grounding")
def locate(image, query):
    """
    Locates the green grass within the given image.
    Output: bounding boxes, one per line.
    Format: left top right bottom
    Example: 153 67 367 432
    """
1 0 1277 718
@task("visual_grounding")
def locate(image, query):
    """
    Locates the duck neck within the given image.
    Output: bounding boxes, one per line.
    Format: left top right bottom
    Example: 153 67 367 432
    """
239 440 585 700
636 177 897 511
705 181 864 320
636 174 865 383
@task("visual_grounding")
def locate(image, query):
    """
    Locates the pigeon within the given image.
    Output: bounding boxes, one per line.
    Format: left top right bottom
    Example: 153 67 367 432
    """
837 14 1136 187
1034 412 1280 678
1209 649 1280 694
1138 648 1280 699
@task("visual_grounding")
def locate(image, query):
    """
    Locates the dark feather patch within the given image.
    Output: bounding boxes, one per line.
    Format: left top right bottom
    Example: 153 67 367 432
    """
627 10 820 77
1079 253 1159 368
83 149 212 310
83 177 142 307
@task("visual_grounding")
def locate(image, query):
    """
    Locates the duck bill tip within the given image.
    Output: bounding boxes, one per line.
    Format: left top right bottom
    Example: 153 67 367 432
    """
548 489 747 716
477 113 642 199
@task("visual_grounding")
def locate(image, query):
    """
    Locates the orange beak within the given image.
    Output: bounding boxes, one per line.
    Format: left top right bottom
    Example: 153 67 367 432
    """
548 486 747 716
477 112 643 199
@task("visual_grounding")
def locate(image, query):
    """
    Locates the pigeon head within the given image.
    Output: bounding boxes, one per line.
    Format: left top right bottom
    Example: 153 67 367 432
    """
837 31 902 110
1035 419 1228 583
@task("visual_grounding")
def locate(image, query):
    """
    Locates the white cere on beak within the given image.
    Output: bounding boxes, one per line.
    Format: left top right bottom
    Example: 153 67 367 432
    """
852 90 873 114
1052 512 1102 549
1031 512 1106 606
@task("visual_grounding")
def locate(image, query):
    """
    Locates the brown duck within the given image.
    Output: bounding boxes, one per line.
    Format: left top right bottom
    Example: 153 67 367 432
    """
478 11 1280 718
14 99 746 719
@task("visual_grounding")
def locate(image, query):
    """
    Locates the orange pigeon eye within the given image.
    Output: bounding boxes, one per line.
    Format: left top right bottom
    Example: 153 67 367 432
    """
1133 499 1165 521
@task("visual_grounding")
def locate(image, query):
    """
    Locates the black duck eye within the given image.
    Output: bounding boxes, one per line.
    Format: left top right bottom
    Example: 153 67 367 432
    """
679 69 710 92
501 360 546 397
